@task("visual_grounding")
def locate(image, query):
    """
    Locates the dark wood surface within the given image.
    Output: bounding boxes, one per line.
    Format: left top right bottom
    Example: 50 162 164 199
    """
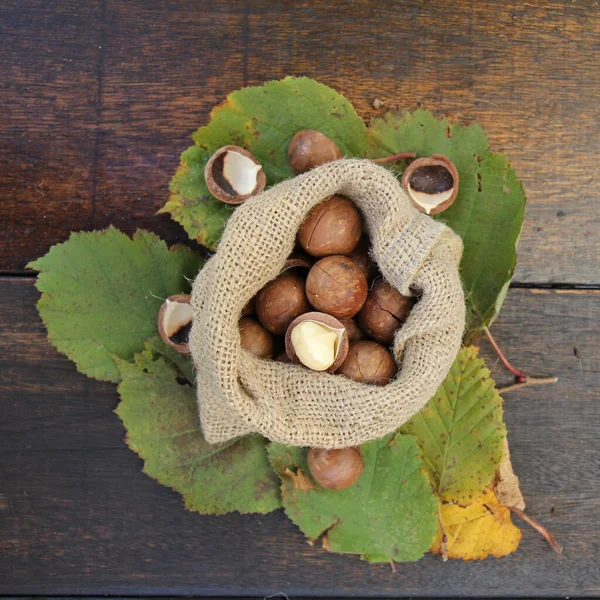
1 0 599 597
2 281 599 596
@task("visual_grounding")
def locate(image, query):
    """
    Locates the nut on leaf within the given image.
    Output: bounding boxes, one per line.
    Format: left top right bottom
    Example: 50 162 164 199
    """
297 195 362 257
204 145 266 204
357 280 414 344
158 294 193 354
307 447 364 490
401 154 459 215
288 129 342 173
306 255 368 319
338 340 397 386
285 312 348 373
239 316 275 358
256 269 310 335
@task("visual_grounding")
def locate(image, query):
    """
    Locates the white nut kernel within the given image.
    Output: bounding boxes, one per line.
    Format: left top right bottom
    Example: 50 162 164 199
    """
290 320 344 371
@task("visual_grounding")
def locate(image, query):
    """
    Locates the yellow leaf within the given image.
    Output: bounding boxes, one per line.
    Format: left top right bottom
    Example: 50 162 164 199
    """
431 489 522 560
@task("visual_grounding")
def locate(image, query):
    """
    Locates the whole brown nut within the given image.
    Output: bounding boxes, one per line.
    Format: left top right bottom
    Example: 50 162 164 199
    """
239 317 275 358
305 255 368 319
241 296 256 317
256 270 310 335
338 318 365 343
274 351 292 363
307 447 364 490
288 129 342 174
297 196 362 258
347 237 379 282
357 280 414 344
338 340 397 386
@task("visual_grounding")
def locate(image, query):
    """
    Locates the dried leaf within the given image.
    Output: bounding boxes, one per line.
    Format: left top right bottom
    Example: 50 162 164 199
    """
268 434 438 563
431 489 522 560
400 346 506 504
496 438 526 510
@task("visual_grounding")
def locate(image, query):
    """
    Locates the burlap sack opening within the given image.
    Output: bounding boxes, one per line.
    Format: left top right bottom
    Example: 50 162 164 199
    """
189 159 465 449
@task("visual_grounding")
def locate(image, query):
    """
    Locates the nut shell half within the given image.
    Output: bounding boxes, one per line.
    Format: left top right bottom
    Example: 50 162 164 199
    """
285 312 349 373
401 154 459 215
157 294 193 354
281 251 315 272
204 145 266 204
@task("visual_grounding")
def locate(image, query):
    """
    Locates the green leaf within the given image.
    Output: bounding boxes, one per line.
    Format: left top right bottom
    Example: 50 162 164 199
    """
163 76 368 248
28 227 202 382
268 434 438 563
115 343 281 515
400 346 506 505
367 109 526 341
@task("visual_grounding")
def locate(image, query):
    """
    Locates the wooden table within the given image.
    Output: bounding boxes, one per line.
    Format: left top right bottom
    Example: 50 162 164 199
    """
2 1 599 597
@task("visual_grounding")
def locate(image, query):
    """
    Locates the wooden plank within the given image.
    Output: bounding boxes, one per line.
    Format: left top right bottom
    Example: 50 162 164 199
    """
90 0 246 243
1 278 598 596
0 0 102 272
2 0 599 284
243 0 600 285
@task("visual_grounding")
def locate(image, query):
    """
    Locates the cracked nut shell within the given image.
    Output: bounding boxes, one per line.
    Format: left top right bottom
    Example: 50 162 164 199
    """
297 195 362 258
204 145 266 204
285 311 349 373
305 255 368 319
157 294 193 354
256 269 310 336
357 280 414 344
338 340 397 386
401 154 459 215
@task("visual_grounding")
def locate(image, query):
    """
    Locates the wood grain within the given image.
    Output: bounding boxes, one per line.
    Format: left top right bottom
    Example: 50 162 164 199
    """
1 0 599 284
0 0 102 272
1 279 598 596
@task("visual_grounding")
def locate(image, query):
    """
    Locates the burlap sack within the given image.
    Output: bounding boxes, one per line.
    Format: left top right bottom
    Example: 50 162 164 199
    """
189 159 465 449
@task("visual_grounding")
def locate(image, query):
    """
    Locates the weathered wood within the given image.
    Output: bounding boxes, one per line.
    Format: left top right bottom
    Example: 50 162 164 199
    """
1 278 598 596
0 0 102 272
1 0 599 283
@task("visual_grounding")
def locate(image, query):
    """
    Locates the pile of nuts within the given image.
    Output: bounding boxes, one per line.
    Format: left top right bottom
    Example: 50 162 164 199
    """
158 129 460 490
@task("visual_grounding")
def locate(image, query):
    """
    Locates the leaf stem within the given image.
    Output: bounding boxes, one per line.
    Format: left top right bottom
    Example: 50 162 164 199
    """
483 327 526 380
438 504 449 562
371 152 417 164
509 506 563 554
498 376 558 394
